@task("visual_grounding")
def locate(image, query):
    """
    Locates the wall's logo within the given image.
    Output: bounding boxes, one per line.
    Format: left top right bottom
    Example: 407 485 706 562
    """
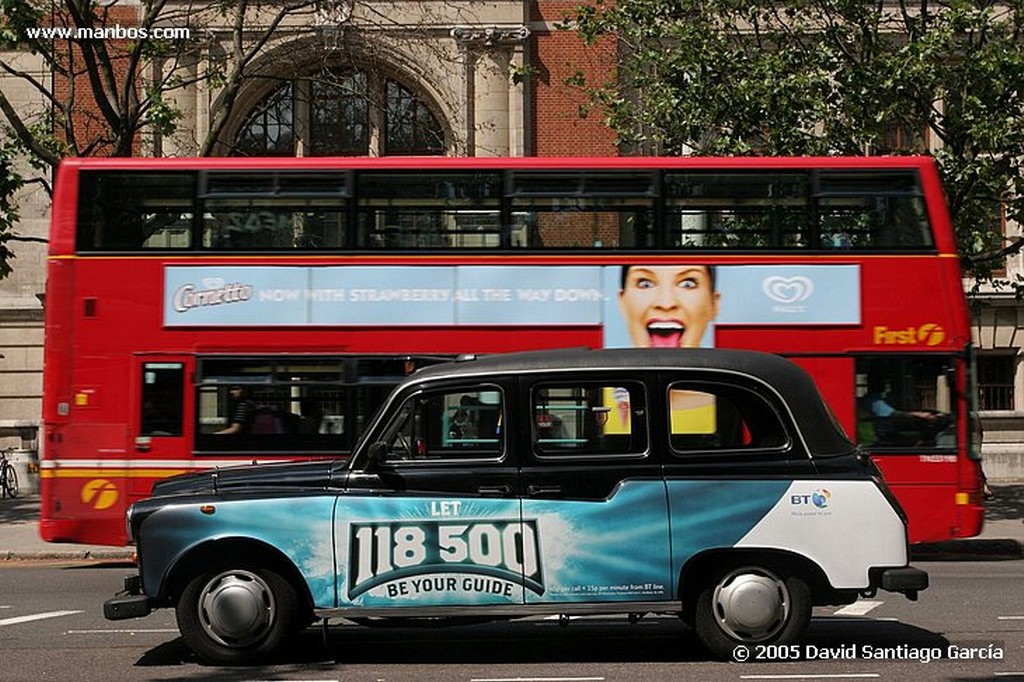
873 323 946 346
762 276 814 305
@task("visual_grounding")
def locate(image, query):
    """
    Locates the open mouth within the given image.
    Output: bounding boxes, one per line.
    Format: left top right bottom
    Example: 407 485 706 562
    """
646 320 685 348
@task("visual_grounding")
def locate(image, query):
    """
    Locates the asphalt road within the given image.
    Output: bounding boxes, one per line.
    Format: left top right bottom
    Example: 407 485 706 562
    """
0 559 1022 682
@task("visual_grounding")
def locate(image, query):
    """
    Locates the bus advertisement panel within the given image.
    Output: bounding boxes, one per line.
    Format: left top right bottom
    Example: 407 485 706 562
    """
41 156 982 546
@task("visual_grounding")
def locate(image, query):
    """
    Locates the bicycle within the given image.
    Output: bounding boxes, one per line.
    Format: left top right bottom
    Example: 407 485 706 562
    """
0 449 19 499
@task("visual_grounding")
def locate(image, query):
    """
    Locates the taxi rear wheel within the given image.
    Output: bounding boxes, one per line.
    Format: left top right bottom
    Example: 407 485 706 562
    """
693 564 811 660
176 564 299 664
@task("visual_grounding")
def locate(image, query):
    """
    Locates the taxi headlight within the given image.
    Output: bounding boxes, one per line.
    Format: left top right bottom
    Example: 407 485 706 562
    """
125 504 136 545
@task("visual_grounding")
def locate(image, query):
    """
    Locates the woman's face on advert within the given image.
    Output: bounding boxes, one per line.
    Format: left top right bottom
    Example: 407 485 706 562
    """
619 265 720 348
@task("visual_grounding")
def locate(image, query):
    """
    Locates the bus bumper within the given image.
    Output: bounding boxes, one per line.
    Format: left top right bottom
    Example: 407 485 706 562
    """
104 575 152 620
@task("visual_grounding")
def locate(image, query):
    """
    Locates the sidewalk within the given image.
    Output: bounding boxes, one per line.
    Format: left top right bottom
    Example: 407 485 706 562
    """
1 485 1022 563
0 493 135 561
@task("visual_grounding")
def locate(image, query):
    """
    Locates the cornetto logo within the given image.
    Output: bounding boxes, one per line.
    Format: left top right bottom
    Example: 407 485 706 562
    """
172 277 253 313
873 323 946 346
348 519 545 600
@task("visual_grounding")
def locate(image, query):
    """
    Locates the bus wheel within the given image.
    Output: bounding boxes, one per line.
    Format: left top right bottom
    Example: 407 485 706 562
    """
693 564 810 660
176 564 299 664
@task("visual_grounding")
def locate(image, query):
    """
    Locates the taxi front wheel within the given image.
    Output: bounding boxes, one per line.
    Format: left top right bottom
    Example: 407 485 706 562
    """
176 564 299 665
693 564 811 660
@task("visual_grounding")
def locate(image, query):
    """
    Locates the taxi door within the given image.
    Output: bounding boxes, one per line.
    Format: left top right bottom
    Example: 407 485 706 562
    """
335 380 526 609
518 374 673 605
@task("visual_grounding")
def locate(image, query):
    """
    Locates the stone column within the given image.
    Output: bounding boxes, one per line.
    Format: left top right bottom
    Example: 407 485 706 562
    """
451 26 529 157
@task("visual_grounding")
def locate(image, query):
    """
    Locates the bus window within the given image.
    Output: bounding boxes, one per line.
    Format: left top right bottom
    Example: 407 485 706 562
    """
140 363 185 436
198 170 350 249
191 356 441 455
508 170 657 249
78 171 195 250
356 172 502 249
816 172 932 249
855 357 955 449
664 172 810 249
203 199 347 249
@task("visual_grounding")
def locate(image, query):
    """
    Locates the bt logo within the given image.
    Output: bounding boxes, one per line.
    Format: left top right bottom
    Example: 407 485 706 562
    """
790 489 831 509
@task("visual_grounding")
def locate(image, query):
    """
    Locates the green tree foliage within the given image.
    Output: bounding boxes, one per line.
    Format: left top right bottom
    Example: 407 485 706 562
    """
0 148 22 280
567 0 1024 280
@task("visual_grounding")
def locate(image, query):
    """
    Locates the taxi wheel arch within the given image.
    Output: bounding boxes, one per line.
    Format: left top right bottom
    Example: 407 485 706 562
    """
680 551 818 660
168 540 311 664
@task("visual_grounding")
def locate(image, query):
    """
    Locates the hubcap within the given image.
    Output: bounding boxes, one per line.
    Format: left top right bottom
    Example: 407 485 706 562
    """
712 567 789 642
197 569 275 648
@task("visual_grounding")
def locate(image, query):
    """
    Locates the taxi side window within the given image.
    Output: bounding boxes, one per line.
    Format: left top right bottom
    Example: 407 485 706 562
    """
668 381 788 453
380 386 503 462
532 382 647 457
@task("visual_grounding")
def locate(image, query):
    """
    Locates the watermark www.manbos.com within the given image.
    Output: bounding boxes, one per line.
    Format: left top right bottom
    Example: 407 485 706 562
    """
24 25 191 40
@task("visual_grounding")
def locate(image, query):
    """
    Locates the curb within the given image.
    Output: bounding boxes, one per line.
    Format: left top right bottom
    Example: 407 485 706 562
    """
2 550 135 562
911 538 1024 561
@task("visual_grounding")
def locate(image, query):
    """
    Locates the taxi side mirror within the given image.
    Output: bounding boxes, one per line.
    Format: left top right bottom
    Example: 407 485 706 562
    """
365 441 388 473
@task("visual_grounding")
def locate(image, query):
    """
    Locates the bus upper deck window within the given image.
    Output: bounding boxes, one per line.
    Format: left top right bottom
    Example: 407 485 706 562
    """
77 171 195 251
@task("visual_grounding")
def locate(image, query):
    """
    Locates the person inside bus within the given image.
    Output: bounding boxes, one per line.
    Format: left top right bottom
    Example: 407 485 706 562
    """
859 375 945 446
297 398 323 435
618 264 720 349
215 385 255 435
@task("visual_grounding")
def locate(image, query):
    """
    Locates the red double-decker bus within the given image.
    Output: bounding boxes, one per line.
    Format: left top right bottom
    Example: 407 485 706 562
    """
41 155 984 546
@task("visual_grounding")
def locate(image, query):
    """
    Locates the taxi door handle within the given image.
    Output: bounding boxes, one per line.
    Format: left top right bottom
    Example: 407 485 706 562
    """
527 485 562 496
478 485 512 497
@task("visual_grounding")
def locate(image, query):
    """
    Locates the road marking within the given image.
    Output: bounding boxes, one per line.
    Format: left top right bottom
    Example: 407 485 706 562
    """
472 678 606 682
740 674 882 680
66 628 179 634
0 610 82 627
833 601 883 617
997 616 1024 620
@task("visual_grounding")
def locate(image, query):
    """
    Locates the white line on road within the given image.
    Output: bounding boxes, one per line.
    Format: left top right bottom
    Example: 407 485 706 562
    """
833 601 883 617
997 616 1024 620
737 671 880 675
0 610 82 627
472 678 606 682
66 628 179 634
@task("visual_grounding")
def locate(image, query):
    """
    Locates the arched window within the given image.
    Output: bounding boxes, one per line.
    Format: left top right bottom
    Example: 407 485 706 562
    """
386 80 445 155
233 70 445 156
235 84 294 157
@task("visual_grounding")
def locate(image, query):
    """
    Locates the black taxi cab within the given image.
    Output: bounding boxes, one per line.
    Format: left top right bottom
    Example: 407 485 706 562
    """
105 348 926 663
